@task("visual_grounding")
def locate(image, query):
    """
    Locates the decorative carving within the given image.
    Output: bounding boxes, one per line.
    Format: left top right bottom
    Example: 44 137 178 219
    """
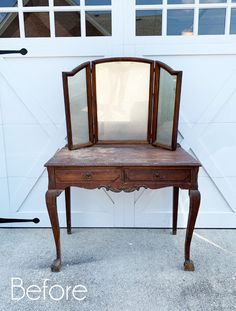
97 182 193 192
49 182 196 193
98 185 148 193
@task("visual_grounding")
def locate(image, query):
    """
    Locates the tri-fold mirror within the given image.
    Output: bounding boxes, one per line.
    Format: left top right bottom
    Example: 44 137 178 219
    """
63 57 182 151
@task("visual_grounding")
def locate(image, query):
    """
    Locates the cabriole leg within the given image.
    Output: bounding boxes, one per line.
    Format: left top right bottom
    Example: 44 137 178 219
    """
46 190 62 272
184 189 201 271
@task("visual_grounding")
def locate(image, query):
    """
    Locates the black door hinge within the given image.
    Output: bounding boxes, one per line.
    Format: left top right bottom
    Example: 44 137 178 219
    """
0 48 28 55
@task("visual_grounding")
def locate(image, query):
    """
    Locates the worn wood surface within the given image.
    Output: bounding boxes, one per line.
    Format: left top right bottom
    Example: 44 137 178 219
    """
46 58 201 272
45 144 201 272
45 145 201 167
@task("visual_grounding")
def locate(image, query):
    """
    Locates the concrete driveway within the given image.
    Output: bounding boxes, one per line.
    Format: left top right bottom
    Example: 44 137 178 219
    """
0 228 235 311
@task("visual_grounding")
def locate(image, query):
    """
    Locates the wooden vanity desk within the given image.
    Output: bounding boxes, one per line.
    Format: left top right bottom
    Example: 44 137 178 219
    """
45 57 201 272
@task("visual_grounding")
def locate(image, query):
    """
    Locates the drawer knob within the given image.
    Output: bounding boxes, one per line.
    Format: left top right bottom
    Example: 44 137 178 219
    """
154 172 160 178
84 172 92 179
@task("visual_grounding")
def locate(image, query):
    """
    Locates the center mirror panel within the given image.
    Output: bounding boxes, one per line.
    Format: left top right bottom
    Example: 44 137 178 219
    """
93 60 153 142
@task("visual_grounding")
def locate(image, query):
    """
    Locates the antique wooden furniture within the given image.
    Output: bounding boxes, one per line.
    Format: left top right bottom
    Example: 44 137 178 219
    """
45 57 201 272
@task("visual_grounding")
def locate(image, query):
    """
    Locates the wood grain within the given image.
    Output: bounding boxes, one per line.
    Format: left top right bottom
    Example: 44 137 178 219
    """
45 145 201 167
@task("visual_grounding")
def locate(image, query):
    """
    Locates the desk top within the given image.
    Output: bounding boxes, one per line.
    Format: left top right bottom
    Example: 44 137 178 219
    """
45 145 201 167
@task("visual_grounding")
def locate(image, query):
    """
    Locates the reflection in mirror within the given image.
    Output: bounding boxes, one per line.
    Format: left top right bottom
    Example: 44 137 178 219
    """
55 11 81 36
85 0 111 4
230 9 236 34
167 0 194 3
199 0 226 2
23 0 48 6
67 68 90 146
155 68 177 148
24 12 50 37
95 61 151 141
136 0 162 4
85 11 111 36
167 9 194 36
0 0 18 7
54 0 80 5
0 12 20 37
136 10 162 36
198 8 226 35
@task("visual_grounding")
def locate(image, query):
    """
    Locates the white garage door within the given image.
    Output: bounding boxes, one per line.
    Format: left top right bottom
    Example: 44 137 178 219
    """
1 0 236 228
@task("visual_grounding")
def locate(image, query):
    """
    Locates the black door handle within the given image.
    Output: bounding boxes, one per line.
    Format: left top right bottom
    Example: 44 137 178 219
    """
0 48 28 55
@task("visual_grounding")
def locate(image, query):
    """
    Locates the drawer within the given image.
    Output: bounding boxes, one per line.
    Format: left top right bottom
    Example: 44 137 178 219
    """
55 168 122 183
125 168 191 182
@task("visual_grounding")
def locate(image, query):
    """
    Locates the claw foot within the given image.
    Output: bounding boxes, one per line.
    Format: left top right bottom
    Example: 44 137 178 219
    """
51 258 61 272
184 260 195 271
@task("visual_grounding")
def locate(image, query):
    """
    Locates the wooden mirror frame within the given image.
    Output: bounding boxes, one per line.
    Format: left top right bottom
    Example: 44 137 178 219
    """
152 61 183 151
62 58 182 151
62 62 94 150
91 57 154 144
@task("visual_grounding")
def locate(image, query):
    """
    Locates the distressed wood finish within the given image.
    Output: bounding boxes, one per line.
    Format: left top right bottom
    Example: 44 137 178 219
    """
46 57 200 272
172 187 179 235
65 187 71 235
45 189 62 272
62 62 94 150
184 189 201 271
45 145 201 272
45 145 200 167
62 58 182 150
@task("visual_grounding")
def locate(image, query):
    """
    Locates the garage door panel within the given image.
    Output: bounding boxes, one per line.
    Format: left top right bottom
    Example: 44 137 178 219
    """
135 188 172 214
0 125 7 178
179 122 236 209
4 125 50 176
198 123 236 177
0 59 54 133
198 176 232 213
151 56 236 124
214 90 236 123
71 188 115 226
0 178 9 212
14 174 49 213
0 76 35 125
6 126 65 212
4 58 72 125
212 177 236 213
71 188 114 213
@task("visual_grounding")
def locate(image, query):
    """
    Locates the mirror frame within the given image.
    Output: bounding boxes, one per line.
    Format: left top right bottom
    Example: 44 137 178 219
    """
92 57 155 144
62 62 94 150
152 61 182 151
62 58 182 151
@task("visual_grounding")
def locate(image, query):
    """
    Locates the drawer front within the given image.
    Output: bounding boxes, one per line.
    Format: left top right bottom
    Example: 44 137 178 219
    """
125 168 191 182
55 168 122 183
